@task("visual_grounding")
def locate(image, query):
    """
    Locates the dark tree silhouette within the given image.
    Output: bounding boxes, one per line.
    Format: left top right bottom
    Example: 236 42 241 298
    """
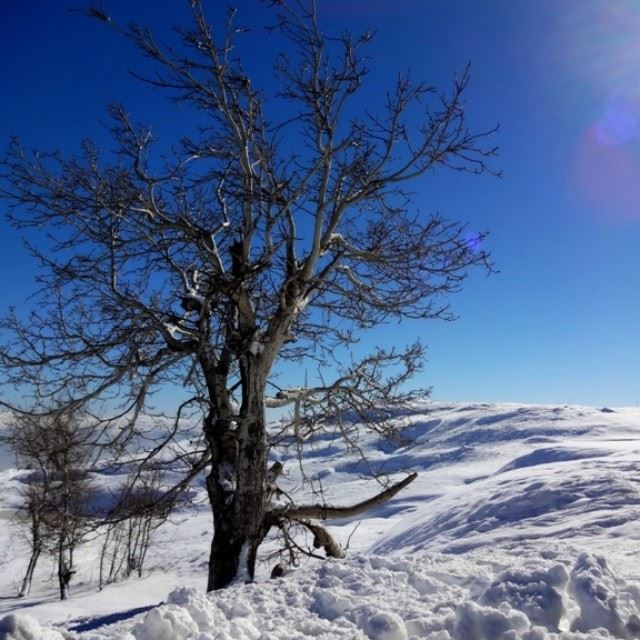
0 1 497 590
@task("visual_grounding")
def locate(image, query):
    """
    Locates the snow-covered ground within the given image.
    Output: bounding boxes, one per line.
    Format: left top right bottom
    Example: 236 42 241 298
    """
1 402 640 639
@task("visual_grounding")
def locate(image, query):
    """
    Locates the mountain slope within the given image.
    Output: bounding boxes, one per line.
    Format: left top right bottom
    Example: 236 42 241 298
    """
1 402 640 639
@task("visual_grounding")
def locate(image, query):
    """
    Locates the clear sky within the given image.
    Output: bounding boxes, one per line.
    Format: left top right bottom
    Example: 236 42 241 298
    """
1 0 639 407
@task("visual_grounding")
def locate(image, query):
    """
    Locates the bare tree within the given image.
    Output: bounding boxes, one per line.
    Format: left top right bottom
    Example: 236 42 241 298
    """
3 413 58 598
9 467 49 598
98 471 172 588
4 410 95 600
0 1 497 590
15 482 46 598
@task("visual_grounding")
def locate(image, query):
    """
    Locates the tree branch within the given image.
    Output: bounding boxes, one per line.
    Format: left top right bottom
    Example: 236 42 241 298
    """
270 472 417 521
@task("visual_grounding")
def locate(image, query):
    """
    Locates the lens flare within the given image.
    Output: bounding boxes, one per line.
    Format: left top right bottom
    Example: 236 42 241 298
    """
464 233 483 253
595 96 639 146
553 2 640 221
574 123 640 221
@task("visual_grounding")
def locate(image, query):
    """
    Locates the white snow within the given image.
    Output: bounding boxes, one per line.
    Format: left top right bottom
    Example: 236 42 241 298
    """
2 402 640 639
229 543 253 588
132 603 198 640
218 461 237 494
293 295 309 314
184 289 205 304
249 340 265 356
162 321 196 339
0 614 64 640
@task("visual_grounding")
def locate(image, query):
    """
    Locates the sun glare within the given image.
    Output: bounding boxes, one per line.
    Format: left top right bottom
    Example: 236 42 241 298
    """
558 2 640 220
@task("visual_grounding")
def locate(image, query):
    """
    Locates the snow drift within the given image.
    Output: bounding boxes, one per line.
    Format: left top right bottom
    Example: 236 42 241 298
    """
2 402 640 639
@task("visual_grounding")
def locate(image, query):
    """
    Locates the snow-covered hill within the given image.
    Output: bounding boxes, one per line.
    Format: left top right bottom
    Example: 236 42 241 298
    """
1 402 640 639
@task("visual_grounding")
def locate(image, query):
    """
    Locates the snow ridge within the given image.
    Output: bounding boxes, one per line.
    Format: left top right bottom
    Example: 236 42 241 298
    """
2 402 640 639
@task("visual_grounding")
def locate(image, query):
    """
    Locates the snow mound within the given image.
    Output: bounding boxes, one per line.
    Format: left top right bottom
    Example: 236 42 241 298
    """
569 553 640 638
132 604 199 640
60 548 640 640
0 614 64 640
482 563 569 629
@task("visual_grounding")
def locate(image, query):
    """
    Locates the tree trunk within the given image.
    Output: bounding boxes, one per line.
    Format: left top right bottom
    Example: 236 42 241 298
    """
205 364 269 591
58 547 70 601
18 545 41 597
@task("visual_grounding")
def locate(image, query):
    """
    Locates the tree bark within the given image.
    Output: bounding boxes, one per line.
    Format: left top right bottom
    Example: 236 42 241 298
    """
18 546 41 597
272 472 417 521
58 546 70 601
206 360 269 591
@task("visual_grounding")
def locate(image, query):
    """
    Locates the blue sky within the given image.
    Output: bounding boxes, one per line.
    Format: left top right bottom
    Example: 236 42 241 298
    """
1 0 639 407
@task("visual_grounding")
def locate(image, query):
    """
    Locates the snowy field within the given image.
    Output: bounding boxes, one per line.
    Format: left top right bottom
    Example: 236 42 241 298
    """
1 402 640 639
